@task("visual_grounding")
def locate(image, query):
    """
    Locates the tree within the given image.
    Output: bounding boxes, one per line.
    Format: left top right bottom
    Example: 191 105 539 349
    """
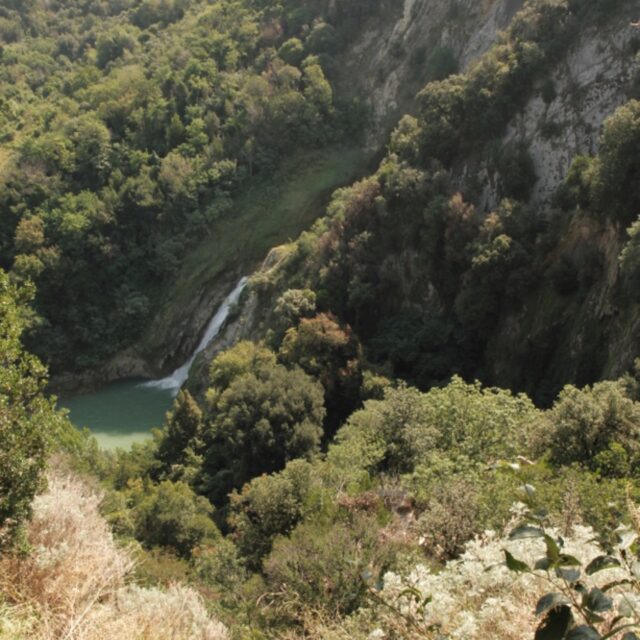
545 381 640 473
0 271 65 544
228 459 315 569
130 479 219 558
155 390 203 475
201 362 325 503
207 340 277 393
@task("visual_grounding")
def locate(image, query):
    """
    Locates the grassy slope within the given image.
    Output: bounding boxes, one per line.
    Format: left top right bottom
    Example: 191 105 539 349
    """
142 144 371 353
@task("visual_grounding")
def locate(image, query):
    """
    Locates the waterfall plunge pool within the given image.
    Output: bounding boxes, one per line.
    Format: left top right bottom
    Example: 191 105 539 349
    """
58 277 248 450
59 380 175 450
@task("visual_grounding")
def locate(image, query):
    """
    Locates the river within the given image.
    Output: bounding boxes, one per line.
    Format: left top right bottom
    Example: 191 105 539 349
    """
59 277 248 450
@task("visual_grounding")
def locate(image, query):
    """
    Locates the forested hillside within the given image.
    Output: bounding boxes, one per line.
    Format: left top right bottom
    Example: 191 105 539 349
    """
2 0 640 639
0 0 372 373
213 0 640 405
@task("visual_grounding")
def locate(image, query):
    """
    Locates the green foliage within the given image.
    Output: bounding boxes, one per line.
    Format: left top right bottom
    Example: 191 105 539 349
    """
279 312 362 428
330 376 539 477
0 0 364 373
208 340 277 393
200 360 325 503
558 102 640 224
155 390 203 480
228 459 318 569
0 270 66 544
126 479 219 557
262 515 395 624
619 217 640 298
544 381 640 474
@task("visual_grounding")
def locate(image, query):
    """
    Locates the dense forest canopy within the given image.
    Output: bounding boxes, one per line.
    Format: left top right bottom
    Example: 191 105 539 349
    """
2 0 640 638
0 0 373 372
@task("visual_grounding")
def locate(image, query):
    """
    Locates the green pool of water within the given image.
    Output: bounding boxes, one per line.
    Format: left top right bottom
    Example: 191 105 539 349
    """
58 379 175 450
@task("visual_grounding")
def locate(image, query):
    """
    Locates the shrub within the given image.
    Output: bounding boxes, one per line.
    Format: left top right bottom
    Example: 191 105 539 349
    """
0 472 229 639
201 362 325 502
545 381 640 473
129 480 220 557
0 272 65 545
415 477 480 560
262 515 395 624
228 459 317 569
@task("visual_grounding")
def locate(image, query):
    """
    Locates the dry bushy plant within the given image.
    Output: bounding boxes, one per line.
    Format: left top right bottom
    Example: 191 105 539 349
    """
365 512 640 639
0 471 228 640
296 502 640 640
414 478 480 560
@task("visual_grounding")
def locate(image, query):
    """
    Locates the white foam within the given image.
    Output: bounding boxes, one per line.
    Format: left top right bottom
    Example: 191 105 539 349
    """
142 277 248 395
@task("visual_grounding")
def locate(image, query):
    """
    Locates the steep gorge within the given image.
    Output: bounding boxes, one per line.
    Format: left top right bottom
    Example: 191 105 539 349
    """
188 0 640 405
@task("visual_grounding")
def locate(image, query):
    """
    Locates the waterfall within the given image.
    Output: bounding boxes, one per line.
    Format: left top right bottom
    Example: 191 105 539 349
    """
142 276 248 394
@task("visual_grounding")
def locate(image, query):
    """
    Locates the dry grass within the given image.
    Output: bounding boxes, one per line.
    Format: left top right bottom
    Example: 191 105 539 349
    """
0 471 228 640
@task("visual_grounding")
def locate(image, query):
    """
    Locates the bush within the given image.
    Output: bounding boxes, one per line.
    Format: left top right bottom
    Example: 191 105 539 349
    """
0 272 65 545
228 459 317 569
201 362 325 503
129 480 220 557
545 380 640 473
262 515 395 624
415 477 479 560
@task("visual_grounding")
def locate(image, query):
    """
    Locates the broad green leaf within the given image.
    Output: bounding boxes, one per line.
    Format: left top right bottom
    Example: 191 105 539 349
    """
558 554 581 567
566 627 601 640
622 633 639 640
535 605 573 640
535 557 552 571
556 567 581 583
545 535 561 564
505 550 530 573
584 588 613 613
536 593 569 617
585 555 621 575
510 525 545 539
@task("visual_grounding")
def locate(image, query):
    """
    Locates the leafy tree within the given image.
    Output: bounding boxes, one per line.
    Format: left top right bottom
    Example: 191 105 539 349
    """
279 312 361 428
128 479 219 558
228 459 316 569
0 271 65 544
207 340 277 393
278 37 305 66
201 362 325 503
155 390 203 477
545 380 640 473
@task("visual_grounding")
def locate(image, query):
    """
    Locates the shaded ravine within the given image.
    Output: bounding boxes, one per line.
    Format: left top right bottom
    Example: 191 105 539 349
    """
60 277 248 450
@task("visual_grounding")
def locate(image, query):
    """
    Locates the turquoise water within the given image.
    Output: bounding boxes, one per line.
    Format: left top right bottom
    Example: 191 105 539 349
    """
59 380 175 450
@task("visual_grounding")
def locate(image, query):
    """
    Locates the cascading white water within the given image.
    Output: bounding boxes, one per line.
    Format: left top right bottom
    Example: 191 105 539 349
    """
142 276 248 394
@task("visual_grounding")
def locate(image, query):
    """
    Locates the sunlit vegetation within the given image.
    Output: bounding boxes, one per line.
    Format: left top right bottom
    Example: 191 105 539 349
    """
2 0 640 639
0 0 372 372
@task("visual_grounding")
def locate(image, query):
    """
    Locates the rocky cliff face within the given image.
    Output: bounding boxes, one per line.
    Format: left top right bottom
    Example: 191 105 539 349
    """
474 7 639 397
55 1 639 397
187 2 640 400
486 9 638 209
338 0 526 144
